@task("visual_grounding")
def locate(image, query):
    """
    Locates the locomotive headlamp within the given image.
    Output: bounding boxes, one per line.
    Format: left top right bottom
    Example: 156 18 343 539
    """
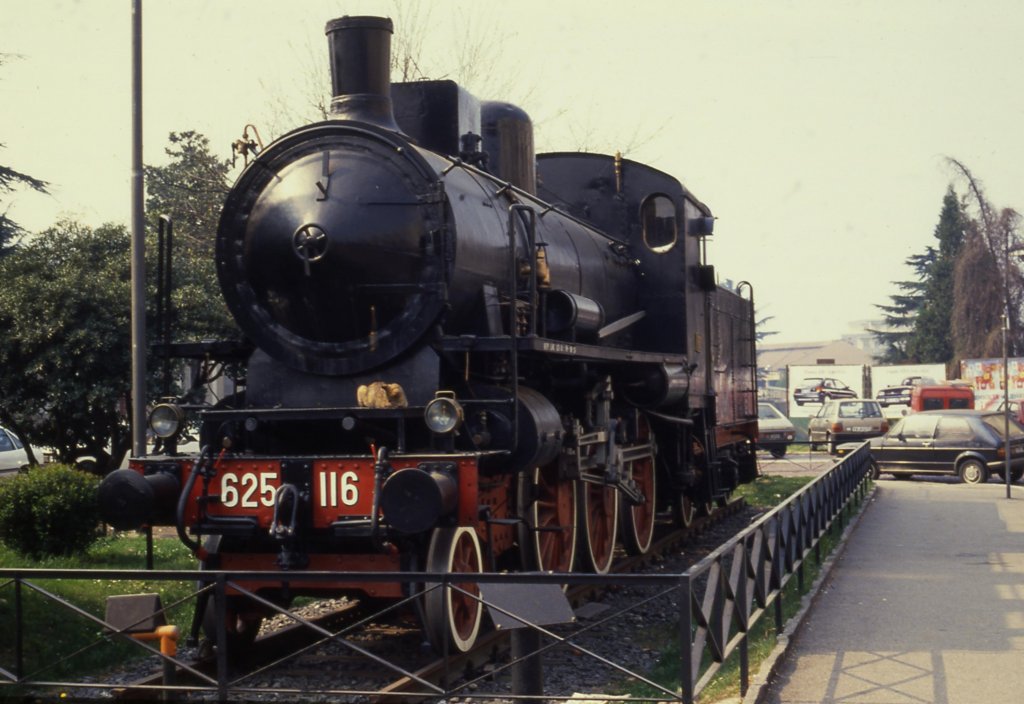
424 392 463 434
148 403 184 439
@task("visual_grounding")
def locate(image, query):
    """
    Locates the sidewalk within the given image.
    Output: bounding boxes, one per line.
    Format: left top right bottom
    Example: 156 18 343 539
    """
756 479 1024 704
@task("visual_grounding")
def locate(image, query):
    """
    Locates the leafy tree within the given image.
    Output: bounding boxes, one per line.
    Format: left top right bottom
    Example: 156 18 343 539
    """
949 159 1024 359
0 131 237 470
0 220 235 471
0 221 135 469
144 130 230 261
1 54 49 254
144 130 239 408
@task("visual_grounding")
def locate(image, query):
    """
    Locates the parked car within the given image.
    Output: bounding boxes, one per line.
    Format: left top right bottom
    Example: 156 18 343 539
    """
909 384 974 412
793 377 857 406
859 409 1024 484
0 425 30 472
875 376 935 407
808 399 888 454
997 400 1024 425
757 402 797 458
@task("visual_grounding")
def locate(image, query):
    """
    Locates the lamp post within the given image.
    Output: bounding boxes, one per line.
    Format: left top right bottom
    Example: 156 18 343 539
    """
1003 312 1011 499
1002 238 1024 499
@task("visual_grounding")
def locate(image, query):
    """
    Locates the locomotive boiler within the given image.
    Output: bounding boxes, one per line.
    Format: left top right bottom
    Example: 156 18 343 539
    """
98 15 759 654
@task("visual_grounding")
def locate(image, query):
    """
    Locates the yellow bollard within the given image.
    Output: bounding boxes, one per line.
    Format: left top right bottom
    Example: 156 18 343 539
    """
130 625 180 691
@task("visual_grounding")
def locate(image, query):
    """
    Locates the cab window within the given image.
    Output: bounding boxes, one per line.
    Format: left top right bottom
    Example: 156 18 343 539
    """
640 194 677 253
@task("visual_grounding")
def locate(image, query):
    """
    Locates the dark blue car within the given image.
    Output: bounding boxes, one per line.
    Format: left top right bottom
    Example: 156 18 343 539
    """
857 410 1024 484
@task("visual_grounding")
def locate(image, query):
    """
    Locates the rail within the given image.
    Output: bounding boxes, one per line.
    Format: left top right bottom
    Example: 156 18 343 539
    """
0 445 872 702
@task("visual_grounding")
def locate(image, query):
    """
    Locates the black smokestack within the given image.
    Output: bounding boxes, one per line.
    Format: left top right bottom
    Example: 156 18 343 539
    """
324 16 400 131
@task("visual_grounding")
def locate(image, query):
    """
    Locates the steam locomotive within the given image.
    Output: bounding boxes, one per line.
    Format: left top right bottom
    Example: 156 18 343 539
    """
99 15 759 654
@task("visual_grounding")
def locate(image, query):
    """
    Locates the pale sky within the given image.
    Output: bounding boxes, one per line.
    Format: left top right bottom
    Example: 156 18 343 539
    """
2 0 1023 344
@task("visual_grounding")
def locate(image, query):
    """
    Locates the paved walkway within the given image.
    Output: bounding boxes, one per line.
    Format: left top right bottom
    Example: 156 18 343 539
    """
757 479 1024 704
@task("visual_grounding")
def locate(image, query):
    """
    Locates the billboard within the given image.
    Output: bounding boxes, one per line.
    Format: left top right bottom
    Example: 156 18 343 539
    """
869 364 947 411
787 365 866 418
960 358 1024 411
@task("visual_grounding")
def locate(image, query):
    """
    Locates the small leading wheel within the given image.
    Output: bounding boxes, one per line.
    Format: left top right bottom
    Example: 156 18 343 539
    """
518 463 578 573
576 479 619 574
674 493 696 528
201 595 264 658
620 414 656 556
959 459 988 485
423 526 483 653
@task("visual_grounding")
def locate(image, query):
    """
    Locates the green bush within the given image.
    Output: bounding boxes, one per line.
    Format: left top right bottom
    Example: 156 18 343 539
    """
0 464 102 558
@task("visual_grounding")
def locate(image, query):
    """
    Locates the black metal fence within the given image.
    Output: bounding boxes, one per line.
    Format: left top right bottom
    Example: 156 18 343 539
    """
0 445 872 702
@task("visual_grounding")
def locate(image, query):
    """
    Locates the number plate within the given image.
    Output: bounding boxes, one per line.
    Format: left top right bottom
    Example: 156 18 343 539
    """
310 460 378 528
850 426 871 432
190 460 283 525
314 464 375 513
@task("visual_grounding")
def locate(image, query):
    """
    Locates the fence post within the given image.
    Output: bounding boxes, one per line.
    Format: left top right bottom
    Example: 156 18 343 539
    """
511 628 544 702
680 572 694 704
215 574 228 704
15 577 23 680
739 538 750 698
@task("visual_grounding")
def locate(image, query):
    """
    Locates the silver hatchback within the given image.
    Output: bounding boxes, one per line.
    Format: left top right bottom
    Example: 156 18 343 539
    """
808 399 889 454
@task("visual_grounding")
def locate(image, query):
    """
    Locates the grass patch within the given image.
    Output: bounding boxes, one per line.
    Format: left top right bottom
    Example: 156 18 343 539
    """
0 532 197 685
733 474 815 509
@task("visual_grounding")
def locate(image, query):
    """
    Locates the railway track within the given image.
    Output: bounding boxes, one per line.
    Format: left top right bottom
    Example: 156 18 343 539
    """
113 498 749 701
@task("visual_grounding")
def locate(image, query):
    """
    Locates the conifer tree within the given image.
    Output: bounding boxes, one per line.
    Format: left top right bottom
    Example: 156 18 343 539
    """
874 187 966 365
906 188 966 363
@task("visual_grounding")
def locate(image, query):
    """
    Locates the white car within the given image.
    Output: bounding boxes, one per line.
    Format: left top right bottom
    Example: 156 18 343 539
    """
757 402 797 458
0 425 30 472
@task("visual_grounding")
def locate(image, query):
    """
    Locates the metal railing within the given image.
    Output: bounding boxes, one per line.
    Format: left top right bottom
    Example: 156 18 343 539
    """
679 442 872 702
0 445 872 702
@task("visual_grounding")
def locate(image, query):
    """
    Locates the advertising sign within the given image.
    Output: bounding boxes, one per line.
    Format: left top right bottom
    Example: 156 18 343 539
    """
787 365 865 418
870 364 947 411
960 358 1024 411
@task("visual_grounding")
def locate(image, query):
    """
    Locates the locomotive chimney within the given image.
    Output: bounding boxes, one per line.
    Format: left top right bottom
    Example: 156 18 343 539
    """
325 16 400 131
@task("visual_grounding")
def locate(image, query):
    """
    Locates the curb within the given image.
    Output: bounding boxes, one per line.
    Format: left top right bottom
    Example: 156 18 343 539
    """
741 483 879 704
